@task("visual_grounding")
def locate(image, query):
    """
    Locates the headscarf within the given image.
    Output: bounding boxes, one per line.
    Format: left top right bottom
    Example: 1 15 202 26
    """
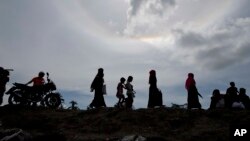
185 73 196 90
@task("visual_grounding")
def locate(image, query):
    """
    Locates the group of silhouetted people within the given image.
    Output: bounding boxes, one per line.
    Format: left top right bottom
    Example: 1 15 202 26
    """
209 82 250 110
88 68 136 109
87 69 250 110
87 68 164 109
1 66 250 110
185 73 250 110
87 68 162 109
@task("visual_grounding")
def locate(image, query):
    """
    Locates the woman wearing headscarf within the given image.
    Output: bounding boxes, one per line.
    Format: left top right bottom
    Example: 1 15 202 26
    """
185 73 202 109
88 68 106 109
148 70 158 108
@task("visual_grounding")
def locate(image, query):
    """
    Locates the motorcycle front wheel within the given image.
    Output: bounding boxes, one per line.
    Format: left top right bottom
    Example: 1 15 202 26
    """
45 93 61 108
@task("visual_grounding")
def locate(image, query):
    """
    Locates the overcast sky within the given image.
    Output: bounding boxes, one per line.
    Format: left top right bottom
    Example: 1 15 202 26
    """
1 0 250 109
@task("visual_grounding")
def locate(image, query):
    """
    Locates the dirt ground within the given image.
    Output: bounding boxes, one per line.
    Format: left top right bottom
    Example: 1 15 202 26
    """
0 105 249 141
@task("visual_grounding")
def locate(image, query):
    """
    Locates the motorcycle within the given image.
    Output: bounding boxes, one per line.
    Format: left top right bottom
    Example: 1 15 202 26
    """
5 72 63 108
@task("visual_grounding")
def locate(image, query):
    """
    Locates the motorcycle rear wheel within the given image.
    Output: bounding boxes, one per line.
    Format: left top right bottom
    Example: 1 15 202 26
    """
45 93 61 108
8 94 22 105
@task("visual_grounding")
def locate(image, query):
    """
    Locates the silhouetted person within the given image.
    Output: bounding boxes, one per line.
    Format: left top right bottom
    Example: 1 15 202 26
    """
88 68 106 109
25 71 45 105
0 67 10 105
209 89 225 109
116 77 126 107
148 70 157 108
125 76 135 109
238 88 250 110
185 73 202 109
225 82 238 108
147 70 162 108
26 71 45 86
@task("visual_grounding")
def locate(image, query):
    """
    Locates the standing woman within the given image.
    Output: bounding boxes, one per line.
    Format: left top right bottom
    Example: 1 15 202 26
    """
148 70 157 108
88 68 106 109
185 73 201 109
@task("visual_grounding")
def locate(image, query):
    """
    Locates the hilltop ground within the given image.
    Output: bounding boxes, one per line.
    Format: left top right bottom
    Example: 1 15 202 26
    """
0 105 249 141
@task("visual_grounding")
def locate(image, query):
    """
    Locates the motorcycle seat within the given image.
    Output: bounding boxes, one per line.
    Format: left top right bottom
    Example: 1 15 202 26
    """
14 83 31 89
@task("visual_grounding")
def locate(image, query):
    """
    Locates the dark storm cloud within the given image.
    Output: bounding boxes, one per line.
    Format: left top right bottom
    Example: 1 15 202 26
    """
227 0 250 19
128 0 143 16
174 17 250 70
129 0 175 16
125 0 176 36
176 31 207 48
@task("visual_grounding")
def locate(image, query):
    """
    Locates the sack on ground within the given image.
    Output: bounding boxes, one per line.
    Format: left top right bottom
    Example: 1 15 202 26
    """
216 98 225 108
155 89 163 106
232 101 245 109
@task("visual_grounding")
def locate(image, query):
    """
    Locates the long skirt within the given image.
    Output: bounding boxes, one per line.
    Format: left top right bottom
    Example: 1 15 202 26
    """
90 89 106 108
187 86 201 109
148 86 162 108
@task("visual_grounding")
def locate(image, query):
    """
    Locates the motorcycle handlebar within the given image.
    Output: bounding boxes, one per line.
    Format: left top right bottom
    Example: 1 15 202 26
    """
3 69 14 71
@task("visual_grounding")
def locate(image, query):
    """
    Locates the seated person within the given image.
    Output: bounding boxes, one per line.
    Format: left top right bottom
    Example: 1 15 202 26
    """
209 89 225 109
238 88 250 110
